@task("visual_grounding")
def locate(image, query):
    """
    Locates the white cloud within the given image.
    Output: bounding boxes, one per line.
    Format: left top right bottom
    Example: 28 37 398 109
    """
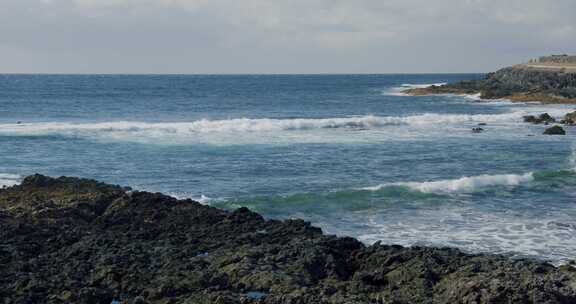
58 0 576 35
2 0 576 73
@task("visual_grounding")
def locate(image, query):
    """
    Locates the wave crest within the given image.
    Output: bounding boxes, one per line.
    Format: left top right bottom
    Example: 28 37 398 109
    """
401 83 447 89
362 172 534 194
383 83 447 96
0 112 525 136
0 173 21 188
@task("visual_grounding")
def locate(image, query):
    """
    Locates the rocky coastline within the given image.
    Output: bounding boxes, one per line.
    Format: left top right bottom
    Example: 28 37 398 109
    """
2 174 576 303
403 56 576 104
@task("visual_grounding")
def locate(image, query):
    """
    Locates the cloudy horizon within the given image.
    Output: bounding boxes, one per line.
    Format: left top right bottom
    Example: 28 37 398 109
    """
1 0 575 74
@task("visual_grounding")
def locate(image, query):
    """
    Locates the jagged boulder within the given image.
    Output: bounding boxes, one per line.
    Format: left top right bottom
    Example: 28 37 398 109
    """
544 125 566 135
523 113 556 124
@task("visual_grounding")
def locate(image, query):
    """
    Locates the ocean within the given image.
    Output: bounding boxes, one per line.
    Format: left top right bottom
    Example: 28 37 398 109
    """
1 74 575 264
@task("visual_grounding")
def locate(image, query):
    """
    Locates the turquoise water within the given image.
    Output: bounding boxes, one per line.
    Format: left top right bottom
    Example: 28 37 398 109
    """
1 74 575 263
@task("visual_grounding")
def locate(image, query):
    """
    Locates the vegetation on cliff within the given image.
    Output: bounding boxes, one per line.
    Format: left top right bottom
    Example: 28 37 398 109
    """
1 175 576 303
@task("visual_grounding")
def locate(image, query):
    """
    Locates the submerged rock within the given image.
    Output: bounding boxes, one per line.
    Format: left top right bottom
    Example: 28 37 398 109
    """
1 175 575 303
544 125 566 135
523 113 556 124
472 127 484 133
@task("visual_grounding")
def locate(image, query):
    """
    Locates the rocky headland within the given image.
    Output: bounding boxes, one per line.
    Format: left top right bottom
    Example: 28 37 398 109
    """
2 174 576 303
404 55 576 104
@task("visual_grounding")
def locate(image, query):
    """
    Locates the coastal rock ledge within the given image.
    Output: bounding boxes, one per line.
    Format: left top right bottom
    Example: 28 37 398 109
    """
403 55 576 104
1 175 576 304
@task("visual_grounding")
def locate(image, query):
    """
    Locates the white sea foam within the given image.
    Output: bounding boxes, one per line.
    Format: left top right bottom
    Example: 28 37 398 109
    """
568 144 576 172
401 83 447 89
383 83 447 96
362 172 534 194
462 93 482 100
0 173 21 188
168 193 214 204
356 208 576 265
0 112 528 137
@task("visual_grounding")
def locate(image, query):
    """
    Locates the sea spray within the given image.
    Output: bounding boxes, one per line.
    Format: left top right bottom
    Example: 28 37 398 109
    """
383 83 447 96
361 172 534 194
0 112 529 138
0 173 21 188
569 143 576 172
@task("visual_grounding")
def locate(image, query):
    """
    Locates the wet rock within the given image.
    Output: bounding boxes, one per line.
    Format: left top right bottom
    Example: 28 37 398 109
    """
403 59 576 104
78 288 114 304
544 125 566 135
523 115 537 123
523 113 556 124
1 175 576 303
561 111 576 125
472 127 484 133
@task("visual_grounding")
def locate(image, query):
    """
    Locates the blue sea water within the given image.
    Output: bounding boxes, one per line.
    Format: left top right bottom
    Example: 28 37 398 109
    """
1 74 576 263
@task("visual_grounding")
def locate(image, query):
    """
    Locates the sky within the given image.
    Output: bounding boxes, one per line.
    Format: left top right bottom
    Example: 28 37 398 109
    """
1 0 575 74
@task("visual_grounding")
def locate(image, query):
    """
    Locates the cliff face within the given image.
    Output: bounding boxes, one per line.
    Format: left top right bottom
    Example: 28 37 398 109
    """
404 57 576 103
1 175 576 304
479 65 576 99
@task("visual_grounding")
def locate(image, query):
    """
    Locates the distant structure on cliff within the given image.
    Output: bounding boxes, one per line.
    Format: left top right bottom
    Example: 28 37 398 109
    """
528 55 576 65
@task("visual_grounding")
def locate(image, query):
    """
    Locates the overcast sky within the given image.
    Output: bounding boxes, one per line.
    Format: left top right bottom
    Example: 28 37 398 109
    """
1 0 575 74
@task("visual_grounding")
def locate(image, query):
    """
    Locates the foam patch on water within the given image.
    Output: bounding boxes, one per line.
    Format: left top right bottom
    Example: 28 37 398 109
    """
363 172 534 194
462 93 482 100
356 208 576 265
566 144 576 173
0 112 528 136
2 106 571 145
0 173 21 188
401 83 448 89
383 83 447 96
167 193 214 204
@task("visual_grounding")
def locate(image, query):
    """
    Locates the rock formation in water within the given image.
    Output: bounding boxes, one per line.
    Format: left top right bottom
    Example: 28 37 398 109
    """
543 125 566 135
404 55 576 103
523 113 555 125
1 174 576 303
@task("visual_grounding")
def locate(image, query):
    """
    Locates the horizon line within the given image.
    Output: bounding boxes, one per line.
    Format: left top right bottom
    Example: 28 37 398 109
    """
0 72 487 76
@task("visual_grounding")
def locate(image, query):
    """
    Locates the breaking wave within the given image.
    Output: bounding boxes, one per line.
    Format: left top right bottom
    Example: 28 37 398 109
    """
361 172 535 194
0 112 526 138
383 83 447 96
215 167 576 216
0 173 21 188
167 192 214 204
401 83 448 89
462 93 482 100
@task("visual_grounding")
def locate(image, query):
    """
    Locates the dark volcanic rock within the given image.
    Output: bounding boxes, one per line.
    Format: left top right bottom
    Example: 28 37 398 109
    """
472 127 484 133
477 66 576 100
523 113 556 124
561 111 576 125
1 175 576 303
544 125 567 135
403 59 576 103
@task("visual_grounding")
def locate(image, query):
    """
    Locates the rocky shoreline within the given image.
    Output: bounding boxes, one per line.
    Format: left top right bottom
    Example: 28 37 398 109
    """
403 57 576 104
520 111 576 135
1 174 576 303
